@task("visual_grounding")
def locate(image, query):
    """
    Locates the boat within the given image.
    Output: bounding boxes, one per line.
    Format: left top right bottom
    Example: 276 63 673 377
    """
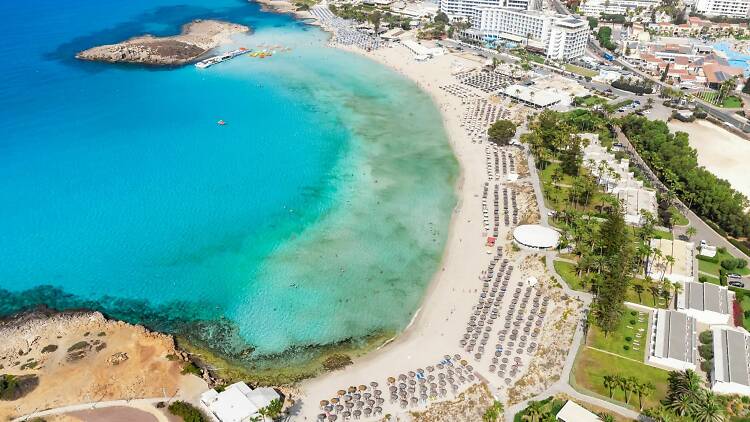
195 48 249 69
217 120 226 126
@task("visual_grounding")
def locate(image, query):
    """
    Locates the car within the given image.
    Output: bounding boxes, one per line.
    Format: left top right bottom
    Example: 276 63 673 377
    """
729 273 742 280
729 281 744 288
613 142 624 147
618 108 626 112
700 240 707 247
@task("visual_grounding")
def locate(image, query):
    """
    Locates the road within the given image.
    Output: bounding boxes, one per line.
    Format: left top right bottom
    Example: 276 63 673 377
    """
12 398 169 422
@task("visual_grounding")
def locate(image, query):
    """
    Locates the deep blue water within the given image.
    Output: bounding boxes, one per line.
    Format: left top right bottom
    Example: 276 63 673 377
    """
0 0 458 363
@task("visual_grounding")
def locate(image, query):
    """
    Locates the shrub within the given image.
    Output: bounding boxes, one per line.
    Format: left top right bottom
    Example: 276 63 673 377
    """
630 311 637 316
40 345 58 354
722 259 738 271
698 254 720 264
699 276 708 283
623 345 630 351
168 401 206 422
181 362 202 376
67 341 89 352
738 259 748 269
630 319 637 325
701 359 713 373
625 336 632 342
699 344 714 360
699 330 713 345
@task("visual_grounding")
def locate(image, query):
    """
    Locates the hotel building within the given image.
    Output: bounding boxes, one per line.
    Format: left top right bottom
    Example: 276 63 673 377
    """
695 0 750 18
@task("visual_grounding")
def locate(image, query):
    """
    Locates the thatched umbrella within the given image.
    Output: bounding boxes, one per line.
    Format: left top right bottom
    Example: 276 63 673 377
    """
320 400 329 408
387 376 396 385
348 386 357 394
358 385 367 392
337 389 346 397
331 397 339 404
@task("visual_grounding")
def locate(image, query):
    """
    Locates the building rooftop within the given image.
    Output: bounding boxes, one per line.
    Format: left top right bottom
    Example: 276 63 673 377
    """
714 328 750 387
512 224 560 249
200 382 280 422
678 281 731 315
653 309 697 364
502 84 561 107
556 400 601 422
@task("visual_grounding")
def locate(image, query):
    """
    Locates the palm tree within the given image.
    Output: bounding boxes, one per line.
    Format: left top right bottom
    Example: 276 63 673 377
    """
637 381 655 410
625 376 639 404
633 282 645 303
615 375 628 401
665 254 676 274
522 400 547 422
686 226 697 240
672 282 683 309
603 375 617 398
692 390 725 422
598 413 616 422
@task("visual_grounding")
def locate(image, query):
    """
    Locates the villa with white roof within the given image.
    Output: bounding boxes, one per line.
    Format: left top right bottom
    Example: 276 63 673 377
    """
712 327 750 396
677 281 734 325
200 382 281 422
647 309 698 371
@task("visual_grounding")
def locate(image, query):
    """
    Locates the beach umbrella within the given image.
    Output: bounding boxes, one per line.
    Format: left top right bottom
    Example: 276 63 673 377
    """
353 393 361 401
374 406 382 415
398 374 407 381
373 389 381 396
358 385 366 392
389 386 397 393
367 399 375 407
363 392 371 401
324 405 333 413
342 411 351 419
337 389 346 397
408 371 416 378
331 397 339 404
318 414 326 421
353 410 361 418
335 404 343 413
345 402 354 409
370 381 378 388
400 400 408 408
320 400 329 408
327 415 337 421
348 386 356 394
387 376 396 384
364 408 372 417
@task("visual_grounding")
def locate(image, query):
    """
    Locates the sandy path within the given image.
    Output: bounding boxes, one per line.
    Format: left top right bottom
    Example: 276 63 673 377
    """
668 119 750 199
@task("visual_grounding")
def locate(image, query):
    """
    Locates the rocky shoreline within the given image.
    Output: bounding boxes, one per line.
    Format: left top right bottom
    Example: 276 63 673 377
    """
76 19 250 66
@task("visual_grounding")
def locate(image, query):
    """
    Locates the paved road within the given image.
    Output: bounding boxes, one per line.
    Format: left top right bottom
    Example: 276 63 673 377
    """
12 398 168 422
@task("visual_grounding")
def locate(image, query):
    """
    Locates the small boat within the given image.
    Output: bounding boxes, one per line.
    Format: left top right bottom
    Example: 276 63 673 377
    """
217 120 226 126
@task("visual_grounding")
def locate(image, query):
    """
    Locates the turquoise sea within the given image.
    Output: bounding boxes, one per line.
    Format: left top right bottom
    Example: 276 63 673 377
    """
0 0 458 364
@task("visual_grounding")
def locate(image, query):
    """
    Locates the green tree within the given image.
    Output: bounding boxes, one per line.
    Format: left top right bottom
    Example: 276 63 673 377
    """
483 400 504 421
522 400 547 422
686 226 697 240
487 119 517 145
434 11 449 24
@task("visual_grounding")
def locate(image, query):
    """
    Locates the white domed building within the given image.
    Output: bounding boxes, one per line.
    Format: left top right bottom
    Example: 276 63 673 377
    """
512 224 560 250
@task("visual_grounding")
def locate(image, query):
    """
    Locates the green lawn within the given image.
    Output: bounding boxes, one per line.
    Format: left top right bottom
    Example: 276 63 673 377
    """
697 250 750 277
554 260 585 291
571 347 669 410
669 206 689 226
625 283 668 308
724 96 743 108
587 308 649 361
735 290 750 330
699 92 743 108
566 64 598 78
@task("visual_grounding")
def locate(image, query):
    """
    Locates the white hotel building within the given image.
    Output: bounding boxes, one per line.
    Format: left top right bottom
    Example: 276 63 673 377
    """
440 0 589 60
695 0 750 18
579 0 661 17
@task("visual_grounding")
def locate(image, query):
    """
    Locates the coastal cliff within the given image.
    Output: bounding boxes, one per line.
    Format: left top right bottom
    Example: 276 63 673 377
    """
76 19 250 66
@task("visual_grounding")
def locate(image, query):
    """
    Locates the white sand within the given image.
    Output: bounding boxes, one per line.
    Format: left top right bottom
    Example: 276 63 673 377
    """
668 119 750 199
295 41 579 420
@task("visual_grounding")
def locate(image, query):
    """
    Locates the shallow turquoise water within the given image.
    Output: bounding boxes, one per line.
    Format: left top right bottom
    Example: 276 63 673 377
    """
0 0 457 361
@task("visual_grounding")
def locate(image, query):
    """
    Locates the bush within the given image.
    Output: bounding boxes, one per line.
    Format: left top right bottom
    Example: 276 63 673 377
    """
630 319 637 325
739 259 748 269
40 345 58 354
181 362 202 376
631 311 637 316
699 276 708 283
699 330 713 345
722 259 738 271
698 254 720 264
168 401 206 422
67 341 89 352
623 345 630 351
625 336 632 342
699 343 714 360
701 359 713 373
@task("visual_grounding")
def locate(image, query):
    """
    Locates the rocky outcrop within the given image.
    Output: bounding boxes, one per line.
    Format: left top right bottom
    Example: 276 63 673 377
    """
76 19 250 66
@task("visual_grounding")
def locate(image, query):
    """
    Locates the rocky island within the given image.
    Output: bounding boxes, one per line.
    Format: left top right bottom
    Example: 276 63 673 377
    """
76 19 250 66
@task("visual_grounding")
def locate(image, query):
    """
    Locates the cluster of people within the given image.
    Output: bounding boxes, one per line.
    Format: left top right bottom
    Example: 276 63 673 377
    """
311 6 385 51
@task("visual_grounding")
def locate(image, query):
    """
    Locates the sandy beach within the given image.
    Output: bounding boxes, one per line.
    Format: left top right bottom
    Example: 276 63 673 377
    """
292 33 583 421
668 119 750 199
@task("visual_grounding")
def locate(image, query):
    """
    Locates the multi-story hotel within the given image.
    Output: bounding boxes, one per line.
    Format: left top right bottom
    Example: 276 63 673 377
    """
439 0 543 23
695 0 750 18
579 0 660 17
462 8 589 60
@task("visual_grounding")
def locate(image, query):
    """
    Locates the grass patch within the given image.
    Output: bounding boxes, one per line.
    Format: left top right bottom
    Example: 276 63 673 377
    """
669 206 688 226
626 282 668 308
698 250 750 277
566 64 598 78
571 347 669 410
587 309 648 361
553 260 585 291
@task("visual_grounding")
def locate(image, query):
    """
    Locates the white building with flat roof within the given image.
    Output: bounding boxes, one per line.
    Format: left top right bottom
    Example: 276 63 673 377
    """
648 309 698 371
556 400 601 421
439 0 542 22
513 224 560 249
677 281 734 325
712 327 750 396
501 84 562 107
465 9 588 60
695 0 750 18
200 382 280 422
579 0 660 16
